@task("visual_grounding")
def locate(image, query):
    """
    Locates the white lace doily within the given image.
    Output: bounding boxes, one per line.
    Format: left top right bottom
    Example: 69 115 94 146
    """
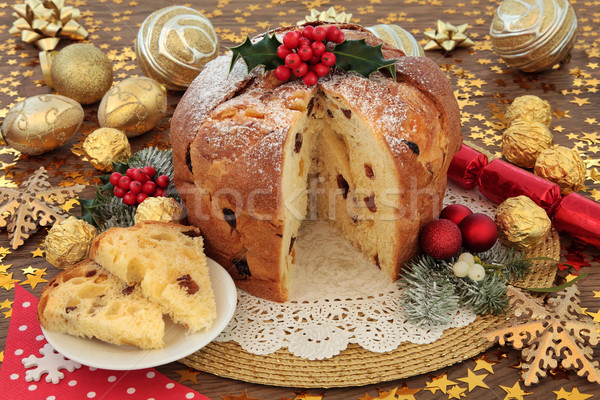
215 182 496 360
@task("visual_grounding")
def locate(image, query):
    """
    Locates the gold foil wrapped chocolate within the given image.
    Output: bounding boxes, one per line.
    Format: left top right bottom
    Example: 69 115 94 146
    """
495 196 551 250
534 145 586 194
82 128 131 172
50 43 113 105
9 0 88 51
297 7 352 24
502 121 553 168
366 24 425 57
136 6 219 91
45 216 98 269
490 0 578 72
423 20 474 53
505 95 552 127
134 197 185 224
98 77 167 137
0 94 83 155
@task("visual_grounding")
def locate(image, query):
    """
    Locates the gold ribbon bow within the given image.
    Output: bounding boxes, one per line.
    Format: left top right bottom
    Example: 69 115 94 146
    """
9 0 88 51
297 7 353 25
423 20 474 53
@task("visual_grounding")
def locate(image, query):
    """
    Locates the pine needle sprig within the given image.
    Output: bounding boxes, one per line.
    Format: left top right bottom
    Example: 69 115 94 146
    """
477 245 530 281
457 273 509 315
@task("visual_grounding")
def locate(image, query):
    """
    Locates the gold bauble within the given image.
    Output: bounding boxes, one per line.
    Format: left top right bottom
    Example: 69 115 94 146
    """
45 216 98 269
134 197 185 224
82 128 131 171
98 77 167 137
135 6 218 90
366 24 425 57
490 0 578 72
50 43 113 104
495 196 551 250
0 94 82 155
505 95 552 127
502 121 553 168
534 145 586 194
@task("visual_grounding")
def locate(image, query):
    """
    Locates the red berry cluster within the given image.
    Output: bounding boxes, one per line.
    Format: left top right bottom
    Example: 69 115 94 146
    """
274 25 344 86
109 166 170 206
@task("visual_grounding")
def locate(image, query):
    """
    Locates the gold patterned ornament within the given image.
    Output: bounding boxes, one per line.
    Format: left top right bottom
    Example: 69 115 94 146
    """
505 95 552 127
423 20 474 53
487 285 600 385
134 197 185 224
0 167 84 249
502 121 554 168
98 77 167 137
50 43 113 105
534 145 586 194
0 94 83 155
9 0 88 51
495 196 551 250
490 0 578 72
297 7 352 25
366 24 425 57
136 6 219 91
44 216 97 269
81 128 131 172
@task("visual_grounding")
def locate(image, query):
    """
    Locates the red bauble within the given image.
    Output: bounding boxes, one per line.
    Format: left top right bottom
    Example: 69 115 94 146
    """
459 213 498 253
440 204 473 226
420 219 462 260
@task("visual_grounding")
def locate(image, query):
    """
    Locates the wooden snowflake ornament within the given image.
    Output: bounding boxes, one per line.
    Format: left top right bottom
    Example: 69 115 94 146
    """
486 285 600 385
0 167 84 249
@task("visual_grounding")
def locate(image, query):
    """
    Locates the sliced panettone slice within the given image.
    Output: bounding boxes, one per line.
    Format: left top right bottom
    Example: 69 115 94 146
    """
90 221 217 333
38 259 165 349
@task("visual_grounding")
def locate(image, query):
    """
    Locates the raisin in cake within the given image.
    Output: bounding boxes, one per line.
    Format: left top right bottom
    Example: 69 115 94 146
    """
170 23 462 302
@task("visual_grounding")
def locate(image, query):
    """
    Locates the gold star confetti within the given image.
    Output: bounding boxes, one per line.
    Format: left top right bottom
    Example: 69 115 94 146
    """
500 382 532 400
175 368 200 384
457 368 489 391
0 298 12 309
21 266 36 275
0 272 18 290
424 372 457 394
294 393 324 400
424 20 474 53
447 385 467 399
395 383 421 400
30 248 44 257
473 354 499 374
20 270 47 289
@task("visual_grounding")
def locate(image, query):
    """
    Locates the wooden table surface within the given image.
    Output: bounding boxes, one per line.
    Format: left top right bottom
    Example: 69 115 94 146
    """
1 0 600 399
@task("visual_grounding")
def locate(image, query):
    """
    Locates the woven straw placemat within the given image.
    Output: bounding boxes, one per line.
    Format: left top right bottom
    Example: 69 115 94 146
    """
182 229 560 388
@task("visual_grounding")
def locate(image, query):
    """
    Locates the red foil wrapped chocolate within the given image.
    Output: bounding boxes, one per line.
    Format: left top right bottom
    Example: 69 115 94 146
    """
448 145 600 250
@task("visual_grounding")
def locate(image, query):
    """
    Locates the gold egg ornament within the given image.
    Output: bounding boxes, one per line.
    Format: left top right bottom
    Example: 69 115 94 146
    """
50 43 113 104
490 0 578 72
98 77 167 137
0 94 83 155
136 6 219 91
366 24 425 57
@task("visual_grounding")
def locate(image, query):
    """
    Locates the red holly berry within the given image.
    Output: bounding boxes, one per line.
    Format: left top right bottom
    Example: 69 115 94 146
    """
311 41 326 56
123 192 137 206
118 176 132 190
274 65 291 81
292 62 308 77
155 188 166 197
308 54 321 65
126 167 137 179
298 46 313 61
142 166 156 178
314 63 330 77
113 186 127 198
326 25 341 42
277 45 292 60
156 175 170 188
298 37 311 48
335 31 345 44
132 168 148 183
313 26 327 41
285 53 301 69
142 181 157 194
283 31 300 49
303 71 318 86
129 180 142 194
302 25 314 40
137 193 149 204
321 52 336 67
109 172 122 186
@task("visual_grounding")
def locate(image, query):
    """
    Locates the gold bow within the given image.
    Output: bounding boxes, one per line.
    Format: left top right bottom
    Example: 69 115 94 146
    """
297 7 353 25
9 0 88 51
423 20 474 53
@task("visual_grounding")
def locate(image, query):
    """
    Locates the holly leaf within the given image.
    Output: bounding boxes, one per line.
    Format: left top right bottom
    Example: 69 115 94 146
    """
229 32 282 74
333 39 397 80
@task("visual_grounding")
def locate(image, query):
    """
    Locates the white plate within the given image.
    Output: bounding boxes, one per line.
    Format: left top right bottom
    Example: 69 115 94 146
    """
42 258 237 370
